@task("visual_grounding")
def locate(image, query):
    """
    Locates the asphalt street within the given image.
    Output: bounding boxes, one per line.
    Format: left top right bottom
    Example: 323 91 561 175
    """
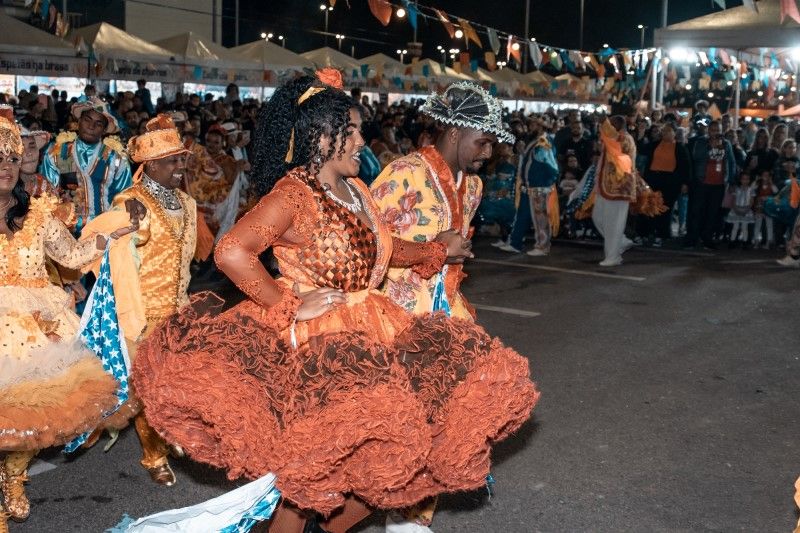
9 238 800 532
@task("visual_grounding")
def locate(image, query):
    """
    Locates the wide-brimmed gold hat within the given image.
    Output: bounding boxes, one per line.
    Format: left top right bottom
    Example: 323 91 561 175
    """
127 113 190 163
0 104 23 156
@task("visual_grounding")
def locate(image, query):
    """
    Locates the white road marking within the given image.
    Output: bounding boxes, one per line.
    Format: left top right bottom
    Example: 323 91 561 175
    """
553 239 715 257
472 304 541 317
28 458 58 477
719 259 773 264
472 258 646 282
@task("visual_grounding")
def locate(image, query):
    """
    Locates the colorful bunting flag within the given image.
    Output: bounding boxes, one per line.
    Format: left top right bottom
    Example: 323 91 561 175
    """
712 0 726 9
487 28 501 55
529 43 542 66
743 0 759 12
368 0 392 26
507 35 520 62
458 19 483 48
485 51 497 70
402 0 418 31
433 8 455 38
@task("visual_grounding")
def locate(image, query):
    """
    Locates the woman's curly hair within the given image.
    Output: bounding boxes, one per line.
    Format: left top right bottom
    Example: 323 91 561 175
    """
6 176 30 232
251 75 356 196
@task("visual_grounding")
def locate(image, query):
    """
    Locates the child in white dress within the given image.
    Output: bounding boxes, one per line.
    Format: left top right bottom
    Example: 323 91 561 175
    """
726 172 756 245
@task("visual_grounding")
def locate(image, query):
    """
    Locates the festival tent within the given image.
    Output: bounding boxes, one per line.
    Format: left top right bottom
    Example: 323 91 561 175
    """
155 32 258 69
525 71 555 85
230 40 314 71
69 22 176 64
0 11 77 56
301 47 362 71
408 59 473 81
360 53 405 75
654 0 800 49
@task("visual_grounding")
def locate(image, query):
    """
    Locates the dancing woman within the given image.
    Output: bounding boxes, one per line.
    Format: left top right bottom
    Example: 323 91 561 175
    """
0 106 142 530
133 71 539 533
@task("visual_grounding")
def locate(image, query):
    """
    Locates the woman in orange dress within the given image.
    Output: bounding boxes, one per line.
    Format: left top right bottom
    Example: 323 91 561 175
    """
133 71 539 533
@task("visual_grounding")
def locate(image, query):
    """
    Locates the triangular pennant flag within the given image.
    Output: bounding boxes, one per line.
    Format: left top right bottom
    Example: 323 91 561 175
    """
402 0 418 31
487 28 501 55
470 59 479 72
460 52 470 69
713 0 726 9
433 8 455 39
485 51 497 70
507 35 521 62
458 19 482 48
719 49 731 66
452 62 462 74
529 43 542 66
368 0 392 26
743 0 758 12
781 0 800 24
550 50 562 70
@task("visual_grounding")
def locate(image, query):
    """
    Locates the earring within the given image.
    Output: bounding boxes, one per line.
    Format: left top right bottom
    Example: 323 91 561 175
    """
313 155 322 164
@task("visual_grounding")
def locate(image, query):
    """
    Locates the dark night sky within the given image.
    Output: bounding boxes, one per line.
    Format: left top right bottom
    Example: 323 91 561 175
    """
221 0 748 60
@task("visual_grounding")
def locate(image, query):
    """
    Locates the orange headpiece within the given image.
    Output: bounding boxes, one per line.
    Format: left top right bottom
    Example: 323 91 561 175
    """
0 104 23 157
127 113 190 164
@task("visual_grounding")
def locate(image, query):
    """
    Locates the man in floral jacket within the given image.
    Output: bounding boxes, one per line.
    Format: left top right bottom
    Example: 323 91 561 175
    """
370 82 514 321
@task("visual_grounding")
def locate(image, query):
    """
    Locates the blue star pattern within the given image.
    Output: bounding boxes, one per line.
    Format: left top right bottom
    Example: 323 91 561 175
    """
64 247 130 453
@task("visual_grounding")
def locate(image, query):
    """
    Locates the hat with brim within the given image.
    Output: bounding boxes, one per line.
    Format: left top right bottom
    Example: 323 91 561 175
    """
694 100 710 110
127 113 190 164
19 126 51 150
420 81 515 144
72 97 120 135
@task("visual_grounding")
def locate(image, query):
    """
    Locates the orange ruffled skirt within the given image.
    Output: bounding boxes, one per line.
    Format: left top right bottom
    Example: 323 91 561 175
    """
133 290 539 515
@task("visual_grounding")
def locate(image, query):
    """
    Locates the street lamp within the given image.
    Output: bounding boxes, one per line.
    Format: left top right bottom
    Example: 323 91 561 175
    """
437 45 446 63
455 29 464 39
260 32 267 39
320 4 333 46
396 7 406 18
278 35 285 48
396 49 408 64
335 34 345 51
637 24 647 49
498 60 507 69
449 48 459 67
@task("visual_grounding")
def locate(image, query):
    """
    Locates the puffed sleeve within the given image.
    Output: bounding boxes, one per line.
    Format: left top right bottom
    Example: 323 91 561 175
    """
43 213 103 270
389 238 447 279
214 180 308 329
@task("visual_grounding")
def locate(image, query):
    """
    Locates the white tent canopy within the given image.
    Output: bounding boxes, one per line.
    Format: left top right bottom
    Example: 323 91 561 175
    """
359 53 405 75
408 58 473 81
230 40 314 71
301 47 362 71
0 11 77 56
654 0 800 49
69 22 176 64
155 32 258 69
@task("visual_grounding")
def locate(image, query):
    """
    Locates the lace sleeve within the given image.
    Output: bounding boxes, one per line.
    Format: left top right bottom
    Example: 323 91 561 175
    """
390 237 447 279
214 181 305 329
43 213 103 270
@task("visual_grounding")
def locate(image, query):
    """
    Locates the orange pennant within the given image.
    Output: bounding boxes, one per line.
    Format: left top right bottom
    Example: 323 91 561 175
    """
434 9 455 38
485 51 497 70
368 0 392 26
457 18 482 48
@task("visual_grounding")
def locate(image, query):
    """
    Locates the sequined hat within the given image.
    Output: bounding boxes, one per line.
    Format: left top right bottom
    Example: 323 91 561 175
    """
0 104 24 156
420 81 515 144
127 113 190 163
19 126 51 150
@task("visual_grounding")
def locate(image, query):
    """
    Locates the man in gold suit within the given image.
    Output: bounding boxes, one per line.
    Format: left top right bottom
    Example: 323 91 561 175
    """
82 114 200 486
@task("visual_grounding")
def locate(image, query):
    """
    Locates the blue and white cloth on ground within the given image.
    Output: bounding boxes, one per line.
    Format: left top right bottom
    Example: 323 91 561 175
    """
107 473 281 533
